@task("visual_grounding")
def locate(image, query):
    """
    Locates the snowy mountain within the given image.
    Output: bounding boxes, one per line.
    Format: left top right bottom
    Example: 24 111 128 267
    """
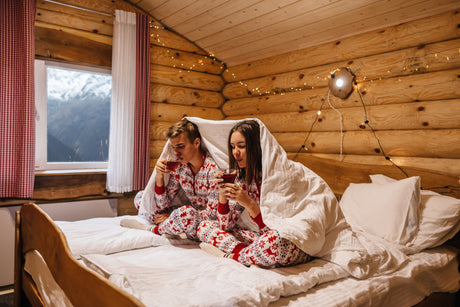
47 67 112 102
47 67 112 162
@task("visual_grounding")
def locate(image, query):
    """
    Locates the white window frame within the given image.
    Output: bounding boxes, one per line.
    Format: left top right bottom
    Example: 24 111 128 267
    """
35 59 111 172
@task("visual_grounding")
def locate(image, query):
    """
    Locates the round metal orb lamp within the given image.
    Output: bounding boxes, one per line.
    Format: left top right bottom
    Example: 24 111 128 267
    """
329 67 355 99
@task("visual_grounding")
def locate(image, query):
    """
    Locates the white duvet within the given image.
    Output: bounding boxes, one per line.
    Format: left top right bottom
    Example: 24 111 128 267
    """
139 117 407 278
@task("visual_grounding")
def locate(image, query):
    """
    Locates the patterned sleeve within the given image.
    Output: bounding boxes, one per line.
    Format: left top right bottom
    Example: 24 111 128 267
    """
219 177 263 232
252 212 270 234
153 168 182 213
217 200 245 231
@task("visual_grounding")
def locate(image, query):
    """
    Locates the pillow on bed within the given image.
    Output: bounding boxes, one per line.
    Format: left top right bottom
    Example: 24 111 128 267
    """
339 176 420 245
370 174 460 250
55 215 156 259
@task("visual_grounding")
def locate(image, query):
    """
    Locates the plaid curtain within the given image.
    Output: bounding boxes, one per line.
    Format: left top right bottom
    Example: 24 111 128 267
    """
133 13 151 191
0 0 36 198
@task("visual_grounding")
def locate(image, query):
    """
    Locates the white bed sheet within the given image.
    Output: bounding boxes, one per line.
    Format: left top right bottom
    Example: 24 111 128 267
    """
79 244 459 307
270 246 460 307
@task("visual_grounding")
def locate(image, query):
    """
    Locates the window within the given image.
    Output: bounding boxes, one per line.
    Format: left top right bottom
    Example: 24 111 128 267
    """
35 60 112 171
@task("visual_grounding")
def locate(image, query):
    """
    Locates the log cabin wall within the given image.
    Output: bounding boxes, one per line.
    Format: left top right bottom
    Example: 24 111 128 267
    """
222 10 460 198
0 0 225 212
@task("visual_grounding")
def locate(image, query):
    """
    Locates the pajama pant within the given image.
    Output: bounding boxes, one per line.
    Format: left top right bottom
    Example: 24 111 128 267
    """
134 191 210 240
197 220 311 267
157 205 210 240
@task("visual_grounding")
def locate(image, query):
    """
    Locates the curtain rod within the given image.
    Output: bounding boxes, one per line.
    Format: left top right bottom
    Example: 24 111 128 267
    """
44 0 115 17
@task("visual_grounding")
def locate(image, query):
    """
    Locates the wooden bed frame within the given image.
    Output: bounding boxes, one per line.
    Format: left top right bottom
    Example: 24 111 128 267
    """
14 203 459 307
14 203 143 307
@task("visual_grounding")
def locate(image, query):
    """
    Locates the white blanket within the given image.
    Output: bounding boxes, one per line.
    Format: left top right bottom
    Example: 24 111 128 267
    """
79 244 459 307
139 117 407 278
81 245 349 307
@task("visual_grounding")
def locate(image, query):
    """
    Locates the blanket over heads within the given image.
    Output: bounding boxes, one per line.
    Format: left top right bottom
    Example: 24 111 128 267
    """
139 117 407 278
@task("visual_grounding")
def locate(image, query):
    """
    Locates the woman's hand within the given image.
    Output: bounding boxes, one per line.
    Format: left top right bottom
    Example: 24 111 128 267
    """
214 171 228 204
222 184 260 217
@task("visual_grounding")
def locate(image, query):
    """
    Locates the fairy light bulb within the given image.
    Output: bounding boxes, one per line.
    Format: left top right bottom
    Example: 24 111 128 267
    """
335 78 344 88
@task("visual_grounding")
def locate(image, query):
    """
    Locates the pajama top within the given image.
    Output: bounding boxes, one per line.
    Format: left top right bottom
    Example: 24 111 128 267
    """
216 176 268 233
154 153 220 220
198 175 311 266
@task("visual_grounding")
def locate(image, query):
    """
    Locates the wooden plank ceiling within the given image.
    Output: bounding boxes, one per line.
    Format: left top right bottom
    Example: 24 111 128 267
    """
131 0 460 67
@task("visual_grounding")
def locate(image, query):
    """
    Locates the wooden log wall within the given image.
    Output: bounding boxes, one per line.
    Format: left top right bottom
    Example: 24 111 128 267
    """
222 10 460 198
0 0 225 211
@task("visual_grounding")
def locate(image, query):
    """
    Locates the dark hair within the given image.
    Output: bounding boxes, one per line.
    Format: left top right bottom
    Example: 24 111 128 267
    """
228 120 262 187
167 118 202 145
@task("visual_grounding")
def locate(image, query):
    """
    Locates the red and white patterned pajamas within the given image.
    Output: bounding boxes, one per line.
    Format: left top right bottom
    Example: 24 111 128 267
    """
197 177 311 267
137 153 220 240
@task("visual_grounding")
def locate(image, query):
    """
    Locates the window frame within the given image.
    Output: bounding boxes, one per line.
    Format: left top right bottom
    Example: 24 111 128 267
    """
34 59 111 172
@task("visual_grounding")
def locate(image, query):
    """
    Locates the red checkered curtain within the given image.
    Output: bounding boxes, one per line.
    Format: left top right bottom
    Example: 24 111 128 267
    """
133 13 151 190
0 0 36 198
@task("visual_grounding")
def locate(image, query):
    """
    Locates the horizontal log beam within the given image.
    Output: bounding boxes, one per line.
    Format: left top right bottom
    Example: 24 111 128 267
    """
151 64 224 92
227 99 460 132
150 140 167 158
32 173 108 200
274 129 460 158
291 155 460 198
150 26 208 55
289 153 460 178
151 45 224 75
35 21 112 45
223 68 460 115
35 26 112 67
223 10 460 81
150 121 174 140
36 7 113 36
223 39 460 99
150 84 224 108
150 103 224 122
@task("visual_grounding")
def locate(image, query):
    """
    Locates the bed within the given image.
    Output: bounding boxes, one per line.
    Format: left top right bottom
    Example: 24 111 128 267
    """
14 201 460 307
14 118 460 306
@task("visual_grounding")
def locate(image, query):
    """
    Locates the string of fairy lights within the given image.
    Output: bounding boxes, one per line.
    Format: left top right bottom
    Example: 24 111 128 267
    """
149 20 459 185
149 22 226 72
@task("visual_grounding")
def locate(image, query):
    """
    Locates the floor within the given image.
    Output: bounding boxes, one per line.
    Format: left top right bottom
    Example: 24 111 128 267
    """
0 286 13 307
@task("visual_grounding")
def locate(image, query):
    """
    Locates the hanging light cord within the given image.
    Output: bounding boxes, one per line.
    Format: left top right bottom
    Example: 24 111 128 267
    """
327 89 343 161
356 86 409 177
294 82 409 178
293 99 325 161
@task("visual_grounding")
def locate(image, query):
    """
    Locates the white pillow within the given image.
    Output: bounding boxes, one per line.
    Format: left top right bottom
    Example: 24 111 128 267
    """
370 174 460 250
339 176 421 245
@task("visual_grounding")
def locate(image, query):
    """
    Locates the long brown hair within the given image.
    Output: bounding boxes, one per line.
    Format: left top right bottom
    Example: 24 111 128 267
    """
228 120 262 187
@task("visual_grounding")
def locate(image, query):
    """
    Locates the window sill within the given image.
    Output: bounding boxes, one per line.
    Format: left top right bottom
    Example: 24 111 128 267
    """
35 169 107 176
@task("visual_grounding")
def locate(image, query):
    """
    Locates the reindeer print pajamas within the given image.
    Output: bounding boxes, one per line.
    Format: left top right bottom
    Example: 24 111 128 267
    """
197 176 310 267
